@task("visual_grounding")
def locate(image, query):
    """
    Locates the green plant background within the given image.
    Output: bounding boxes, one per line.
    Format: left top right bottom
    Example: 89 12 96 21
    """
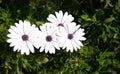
0 0 120 74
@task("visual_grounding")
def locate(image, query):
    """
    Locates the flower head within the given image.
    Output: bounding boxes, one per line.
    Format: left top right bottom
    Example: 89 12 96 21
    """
7 20 40 55
47 10 74 27
38 23 60 54
58 22 86 52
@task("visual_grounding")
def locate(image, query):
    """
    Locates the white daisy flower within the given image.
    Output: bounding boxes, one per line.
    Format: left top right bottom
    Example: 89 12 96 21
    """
7 20 40 55
58 22 86 52
38 23 60 54
47 10 74 27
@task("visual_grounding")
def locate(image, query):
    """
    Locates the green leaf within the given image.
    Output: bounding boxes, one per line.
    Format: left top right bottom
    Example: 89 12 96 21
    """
41 57 49 64
104 16 115 23
118 0 120 7
81 14 91 21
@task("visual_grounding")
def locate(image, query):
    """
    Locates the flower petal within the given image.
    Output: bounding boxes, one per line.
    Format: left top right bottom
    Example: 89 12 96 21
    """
55 10 63 23
26 41 34 53
39 42 45 52
23 20 31 34
47 14 58 24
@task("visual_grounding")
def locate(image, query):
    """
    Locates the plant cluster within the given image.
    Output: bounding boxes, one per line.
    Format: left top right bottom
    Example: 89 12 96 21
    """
0 0 120 74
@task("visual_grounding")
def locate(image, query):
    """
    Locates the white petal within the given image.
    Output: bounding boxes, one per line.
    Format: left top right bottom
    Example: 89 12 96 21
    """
15 40 22 48
26 42 34 53
52 41 60 50
9 43 14 47
75 28 85 36
48 43 55 54
71 40 79 51
62 39 68 49
30 39 40 49
10 26 21 35
7 33 20 39
74 29 86 41
66 40 73 52
8 39 22 47
66 47 70 52
79 37 86 41
8 29 20 37
39 42 46 52
20 42 25 54
13 46 18 51
46 24 53 35
62 12 68 22
64 15 74 24
28 28 41 48
15 20 24 35
55 11 63 22
66 22 76 33
73 39 83 46
58 26 68 36
23 21 31 34
70 47 73 52
45 43 50 53
47 14 58 24
40 25 47 36
28 24 36 36
62 12 74 24
50 46 55 54
7 39 12 43
44 42 55 54
20 42 30 55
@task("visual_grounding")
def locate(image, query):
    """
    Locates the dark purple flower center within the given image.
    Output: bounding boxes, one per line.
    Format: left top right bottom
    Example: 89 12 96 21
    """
22 34 29 41
58 23 64 27
68 34 73 40
46 35 52 42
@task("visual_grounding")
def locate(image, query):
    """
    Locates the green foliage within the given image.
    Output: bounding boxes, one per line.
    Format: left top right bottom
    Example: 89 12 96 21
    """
0 0 120 74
